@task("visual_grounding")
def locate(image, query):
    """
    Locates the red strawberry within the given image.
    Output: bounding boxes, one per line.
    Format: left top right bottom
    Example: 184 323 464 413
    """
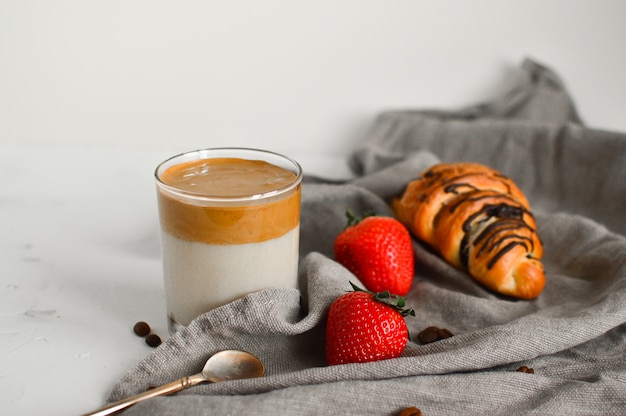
334 211 414 295
325 283 414 365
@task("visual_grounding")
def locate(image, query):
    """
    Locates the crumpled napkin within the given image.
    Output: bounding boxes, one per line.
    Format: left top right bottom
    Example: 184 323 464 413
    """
107 58 626 416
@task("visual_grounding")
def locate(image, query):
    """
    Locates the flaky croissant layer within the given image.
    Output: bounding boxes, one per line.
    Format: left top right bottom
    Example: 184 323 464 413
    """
393 162 545 299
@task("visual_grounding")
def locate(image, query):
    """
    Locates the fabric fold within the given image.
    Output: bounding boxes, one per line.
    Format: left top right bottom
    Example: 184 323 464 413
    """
106 58 626 415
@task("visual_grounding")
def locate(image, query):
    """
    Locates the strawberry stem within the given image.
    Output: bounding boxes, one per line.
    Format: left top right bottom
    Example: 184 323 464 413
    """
345 209 359 227
344 209 377 228
349 281 415 317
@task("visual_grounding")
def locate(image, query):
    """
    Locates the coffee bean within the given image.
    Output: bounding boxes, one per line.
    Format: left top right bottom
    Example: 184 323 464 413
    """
417 326 440 344
145 333 162 348
133 321 151 337
398 406 423 416
437 328 454 339
516 365 535 374
417 326 454 344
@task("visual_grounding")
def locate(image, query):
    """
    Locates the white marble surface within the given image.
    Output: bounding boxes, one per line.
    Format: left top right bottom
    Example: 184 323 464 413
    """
0 144 351 416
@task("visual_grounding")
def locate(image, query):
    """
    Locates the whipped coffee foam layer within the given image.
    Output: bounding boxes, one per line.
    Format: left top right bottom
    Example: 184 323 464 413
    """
157 157 301 244
161 157 298 197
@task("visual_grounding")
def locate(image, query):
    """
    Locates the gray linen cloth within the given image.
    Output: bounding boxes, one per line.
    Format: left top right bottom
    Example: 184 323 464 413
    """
107 59 626 415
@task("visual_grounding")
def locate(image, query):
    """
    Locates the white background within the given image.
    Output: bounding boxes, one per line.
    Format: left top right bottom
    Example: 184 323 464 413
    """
2 0 626 158
1 1 625 415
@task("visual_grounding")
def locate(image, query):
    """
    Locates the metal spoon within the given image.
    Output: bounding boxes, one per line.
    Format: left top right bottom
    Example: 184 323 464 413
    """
82 350 265 416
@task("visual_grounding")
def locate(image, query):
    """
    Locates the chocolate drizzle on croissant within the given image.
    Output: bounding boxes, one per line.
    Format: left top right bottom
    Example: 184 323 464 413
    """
393 162 545 299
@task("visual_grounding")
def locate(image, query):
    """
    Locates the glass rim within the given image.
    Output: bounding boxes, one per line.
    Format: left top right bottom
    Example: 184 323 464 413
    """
154 147 303 203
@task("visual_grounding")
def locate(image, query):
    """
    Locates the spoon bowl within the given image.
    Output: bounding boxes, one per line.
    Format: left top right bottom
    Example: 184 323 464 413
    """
83 350 265 416
203 349 266 382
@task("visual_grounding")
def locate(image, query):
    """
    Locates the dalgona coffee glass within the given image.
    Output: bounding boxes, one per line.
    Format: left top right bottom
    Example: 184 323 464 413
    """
155 148 303 333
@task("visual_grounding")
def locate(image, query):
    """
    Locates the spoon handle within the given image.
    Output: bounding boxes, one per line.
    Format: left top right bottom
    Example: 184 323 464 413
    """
82 373 206 416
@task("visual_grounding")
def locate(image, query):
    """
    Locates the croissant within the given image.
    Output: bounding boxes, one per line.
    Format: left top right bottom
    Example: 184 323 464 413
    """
392 162 545 299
